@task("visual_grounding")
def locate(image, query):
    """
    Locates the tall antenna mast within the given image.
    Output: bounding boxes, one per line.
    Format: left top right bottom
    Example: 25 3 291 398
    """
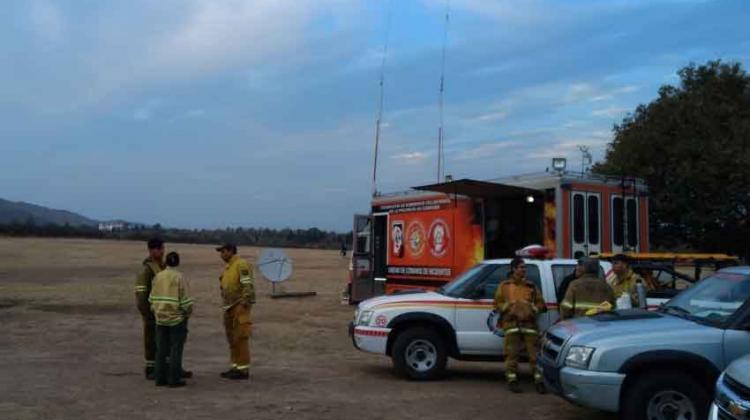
436 0 451 182
372 0 393 197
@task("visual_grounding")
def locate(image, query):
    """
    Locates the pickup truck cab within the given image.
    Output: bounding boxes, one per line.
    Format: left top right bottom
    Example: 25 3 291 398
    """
350 258 632 380
540 266 750 420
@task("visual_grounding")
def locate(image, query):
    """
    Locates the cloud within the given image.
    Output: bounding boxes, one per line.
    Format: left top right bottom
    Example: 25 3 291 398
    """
471 111 508 122
591 106 629 118
132 99 163 122
28 0 65 43
455 141 518 160
391 152 429 164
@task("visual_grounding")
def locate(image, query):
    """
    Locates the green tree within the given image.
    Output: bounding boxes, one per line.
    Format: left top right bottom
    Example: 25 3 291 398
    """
594 60 750 260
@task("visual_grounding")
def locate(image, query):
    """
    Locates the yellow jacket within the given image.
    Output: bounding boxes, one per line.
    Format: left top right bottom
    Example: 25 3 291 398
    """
560 274 616 320
220 255 256 311
611 269 649 307
149 267 193 326
494 277 546 332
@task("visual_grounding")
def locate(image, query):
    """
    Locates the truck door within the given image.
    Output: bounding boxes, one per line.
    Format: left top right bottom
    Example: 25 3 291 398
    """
454 263 544 355
351 214 375 303
571 192 601 259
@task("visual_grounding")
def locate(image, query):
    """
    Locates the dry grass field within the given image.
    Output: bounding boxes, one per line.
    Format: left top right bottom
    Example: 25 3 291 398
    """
0 237 614 420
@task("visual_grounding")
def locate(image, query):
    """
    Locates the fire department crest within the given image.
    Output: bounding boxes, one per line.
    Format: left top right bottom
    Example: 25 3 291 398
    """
406 221 426 257
391 221 404 258
428 219 450 258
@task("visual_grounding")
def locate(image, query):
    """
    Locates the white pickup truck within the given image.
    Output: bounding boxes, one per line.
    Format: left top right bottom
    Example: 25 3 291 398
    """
349 258 664 380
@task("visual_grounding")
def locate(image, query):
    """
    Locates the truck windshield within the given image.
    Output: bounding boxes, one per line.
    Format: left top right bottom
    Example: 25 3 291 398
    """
663 272 750 327
438 264 493 297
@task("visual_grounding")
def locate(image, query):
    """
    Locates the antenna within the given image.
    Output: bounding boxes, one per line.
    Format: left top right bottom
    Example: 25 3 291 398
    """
436 0 451 182
372 0 393 197
578 145 592 175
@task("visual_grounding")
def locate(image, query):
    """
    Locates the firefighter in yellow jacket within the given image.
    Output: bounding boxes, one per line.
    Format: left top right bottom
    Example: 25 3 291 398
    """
610 254 650 308
494 257 547 394
560 258 616 320
149 252 193 387
134 237 165 379
216 243 256 380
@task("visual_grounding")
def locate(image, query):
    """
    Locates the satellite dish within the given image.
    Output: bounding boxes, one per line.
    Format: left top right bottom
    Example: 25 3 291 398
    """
258 248 293 283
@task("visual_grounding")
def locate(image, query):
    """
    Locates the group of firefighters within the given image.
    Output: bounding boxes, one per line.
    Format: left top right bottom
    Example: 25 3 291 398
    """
494 254 648 394
133 236 647 390
134 237 255 387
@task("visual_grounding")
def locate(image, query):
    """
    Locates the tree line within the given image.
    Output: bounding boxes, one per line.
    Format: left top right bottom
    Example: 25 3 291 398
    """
0 218 350 250
594 60 750 261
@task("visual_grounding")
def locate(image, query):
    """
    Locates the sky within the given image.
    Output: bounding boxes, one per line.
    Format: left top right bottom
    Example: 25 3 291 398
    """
1 0 749 231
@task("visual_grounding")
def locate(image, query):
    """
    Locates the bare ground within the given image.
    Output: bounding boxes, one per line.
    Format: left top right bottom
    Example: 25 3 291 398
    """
0 237 614 420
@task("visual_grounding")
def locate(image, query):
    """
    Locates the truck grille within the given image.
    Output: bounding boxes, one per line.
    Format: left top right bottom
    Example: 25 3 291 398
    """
542 331 565 363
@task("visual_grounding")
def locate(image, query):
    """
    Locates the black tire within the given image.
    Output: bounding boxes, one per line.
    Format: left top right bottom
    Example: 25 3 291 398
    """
391 327 447 380
621 372 710 420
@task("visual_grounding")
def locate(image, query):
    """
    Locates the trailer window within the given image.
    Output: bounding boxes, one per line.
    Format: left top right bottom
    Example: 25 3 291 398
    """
612 197 624 246
588 195 599 245
573 194 585 243
627 199 638 248
354 218 371 254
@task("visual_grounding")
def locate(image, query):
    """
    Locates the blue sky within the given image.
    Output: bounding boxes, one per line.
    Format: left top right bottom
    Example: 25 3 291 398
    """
2 0 748 231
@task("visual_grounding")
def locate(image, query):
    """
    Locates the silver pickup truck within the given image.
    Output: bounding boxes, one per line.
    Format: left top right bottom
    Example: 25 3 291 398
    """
539 266 750 420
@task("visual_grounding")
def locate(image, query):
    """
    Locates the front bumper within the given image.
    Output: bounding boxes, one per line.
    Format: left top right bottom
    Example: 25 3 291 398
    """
540 357 625 413
349 324 390 355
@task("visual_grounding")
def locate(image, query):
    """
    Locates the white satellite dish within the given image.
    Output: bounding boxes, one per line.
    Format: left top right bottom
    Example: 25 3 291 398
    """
258 248 293 283
256 248 315 299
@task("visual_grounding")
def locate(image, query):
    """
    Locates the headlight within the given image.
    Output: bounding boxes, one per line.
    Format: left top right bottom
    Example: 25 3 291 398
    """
565 346 595 369
358 310 374 326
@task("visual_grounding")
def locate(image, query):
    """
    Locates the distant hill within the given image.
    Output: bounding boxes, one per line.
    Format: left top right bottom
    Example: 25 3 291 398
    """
0 198 99 227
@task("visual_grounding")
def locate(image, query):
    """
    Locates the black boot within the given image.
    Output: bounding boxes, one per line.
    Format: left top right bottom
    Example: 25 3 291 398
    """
181 369 193 379
535 381 547 394
145 366 155 380
508 381 522 394
226 370 249 380
220 368 237 378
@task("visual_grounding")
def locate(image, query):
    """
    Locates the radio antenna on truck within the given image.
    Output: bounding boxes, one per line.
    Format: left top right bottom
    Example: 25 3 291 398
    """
436 0 451 182
372 0 393 197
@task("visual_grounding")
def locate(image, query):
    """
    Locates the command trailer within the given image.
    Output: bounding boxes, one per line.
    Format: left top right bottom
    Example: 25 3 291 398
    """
349 171 649 302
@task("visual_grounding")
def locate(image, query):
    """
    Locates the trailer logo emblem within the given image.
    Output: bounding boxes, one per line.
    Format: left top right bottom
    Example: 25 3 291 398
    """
406 221 426 257
429 219 450 258
391 221 404 257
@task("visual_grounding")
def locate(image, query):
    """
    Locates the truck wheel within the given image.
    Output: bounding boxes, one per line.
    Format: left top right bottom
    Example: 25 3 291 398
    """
391 327 447 380
621 372 709 420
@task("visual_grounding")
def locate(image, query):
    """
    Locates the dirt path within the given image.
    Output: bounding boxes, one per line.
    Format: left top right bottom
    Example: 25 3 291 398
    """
0 237 614 420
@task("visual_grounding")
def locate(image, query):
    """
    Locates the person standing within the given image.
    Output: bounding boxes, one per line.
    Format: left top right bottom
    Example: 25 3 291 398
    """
134 237 165 379
610 254 650 308
557 258 585 302
217 243 256 380
494 257 547 394
149 252 193 387
560 258 616 320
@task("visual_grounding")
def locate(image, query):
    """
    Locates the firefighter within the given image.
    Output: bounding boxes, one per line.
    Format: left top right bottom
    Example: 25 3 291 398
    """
560 258 616 320
134 237 165 379
610 254 650 308
149 252 193 387
217 243 256 380
494 257 547 394
557 258 584 302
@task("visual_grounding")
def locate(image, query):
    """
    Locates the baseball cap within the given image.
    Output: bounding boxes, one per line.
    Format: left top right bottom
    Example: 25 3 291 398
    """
215 243 237 253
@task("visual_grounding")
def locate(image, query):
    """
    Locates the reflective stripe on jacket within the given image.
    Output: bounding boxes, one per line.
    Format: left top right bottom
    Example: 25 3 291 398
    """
560 274 616 319
220 255 256 311
149 267 193 326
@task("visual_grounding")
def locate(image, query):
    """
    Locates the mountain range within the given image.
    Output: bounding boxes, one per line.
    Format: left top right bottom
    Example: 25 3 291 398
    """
0 198 99 226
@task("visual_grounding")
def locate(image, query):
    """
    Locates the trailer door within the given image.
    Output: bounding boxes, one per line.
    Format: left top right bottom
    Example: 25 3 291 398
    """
571 192 601 259
351 214 376 303
611 195 639 254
